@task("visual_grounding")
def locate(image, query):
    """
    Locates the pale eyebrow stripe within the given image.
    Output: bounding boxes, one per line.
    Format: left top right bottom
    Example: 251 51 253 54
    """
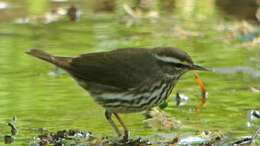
153 54 182 64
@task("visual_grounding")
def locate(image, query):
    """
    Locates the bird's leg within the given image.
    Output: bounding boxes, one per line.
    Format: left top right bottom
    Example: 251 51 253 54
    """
105 110 121 137
113 113 129 141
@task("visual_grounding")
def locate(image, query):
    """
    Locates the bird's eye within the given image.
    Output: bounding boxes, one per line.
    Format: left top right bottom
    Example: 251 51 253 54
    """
175 63 186 68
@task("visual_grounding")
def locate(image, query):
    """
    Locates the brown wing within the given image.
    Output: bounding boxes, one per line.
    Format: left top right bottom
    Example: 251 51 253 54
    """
68 48 161 90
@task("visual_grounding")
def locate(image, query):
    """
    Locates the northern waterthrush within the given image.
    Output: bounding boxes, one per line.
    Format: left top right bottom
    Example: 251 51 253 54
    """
27 47 207 140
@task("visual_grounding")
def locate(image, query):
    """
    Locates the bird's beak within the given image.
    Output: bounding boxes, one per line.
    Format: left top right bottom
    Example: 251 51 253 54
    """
190 64 208 71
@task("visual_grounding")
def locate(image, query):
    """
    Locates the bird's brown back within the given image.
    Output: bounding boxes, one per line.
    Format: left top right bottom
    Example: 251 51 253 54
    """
67 48 162 91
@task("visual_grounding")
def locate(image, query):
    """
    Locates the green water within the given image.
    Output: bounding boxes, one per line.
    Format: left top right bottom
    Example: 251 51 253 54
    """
0 0 259 145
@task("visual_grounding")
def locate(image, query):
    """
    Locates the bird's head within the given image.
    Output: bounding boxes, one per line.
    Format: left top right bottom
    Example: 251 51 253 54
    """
153 47 208 76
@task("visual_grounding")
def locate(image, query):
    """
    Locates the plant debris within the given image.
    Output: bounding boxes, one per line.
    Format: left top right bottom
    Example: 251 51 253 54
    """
29 129 224 146
175 92 189 106
247 110 260 127
143 108 182 130
122 3 159 27
30 129 94 146
217 21 260 47
8 116 18 136
10 126 259 145
231 136 253 146
200 130 224 145
0 1 9 10
67 5 81 22
4 135 15 144
250 87 260 93
178 136 207 145
171 26 204 39
231 128 260 145
29 129 152 146
102 137 151 146
15 6 81 24
3 116 17 144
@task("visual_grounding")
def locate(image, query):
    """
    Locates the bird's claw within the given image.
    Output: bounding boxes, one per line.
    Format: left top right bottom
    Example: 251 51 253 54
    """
118 134 128 143
123 135 128 142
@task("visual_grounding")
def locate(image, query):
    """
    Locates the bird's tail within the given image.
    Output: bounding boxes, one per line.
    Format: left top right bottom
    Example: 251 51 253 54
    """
26 49 71 68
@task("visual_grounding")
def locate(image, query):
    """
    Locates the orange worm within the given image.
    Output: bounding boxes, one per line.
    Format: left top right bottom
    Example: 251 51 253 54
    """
194 72 207 112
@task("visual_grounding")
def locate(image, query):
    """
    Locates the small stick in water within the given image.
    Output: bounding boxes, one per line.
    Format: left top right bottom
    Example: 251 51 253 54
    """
8 116 18 136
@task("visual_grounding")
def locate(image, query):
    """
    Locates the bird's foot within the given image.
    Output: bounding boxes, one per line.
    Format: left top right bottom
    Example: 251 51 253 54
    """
118 135 128 143
117 134 129 144
122 135 128 142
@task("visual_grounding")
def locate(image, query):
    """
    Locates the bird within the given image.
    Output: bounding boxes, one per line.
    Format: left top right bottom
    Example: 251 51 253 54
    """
26 47 207 141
